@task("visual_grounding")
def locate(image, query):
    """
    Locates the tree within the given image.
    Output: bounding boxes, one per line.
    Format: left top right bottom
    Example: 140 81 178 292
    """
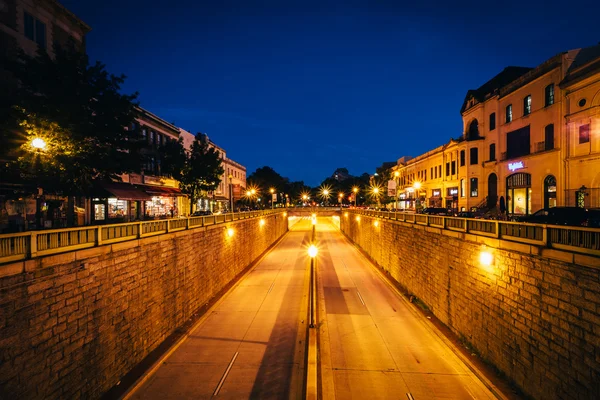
180 134 224 213
159 137 187 179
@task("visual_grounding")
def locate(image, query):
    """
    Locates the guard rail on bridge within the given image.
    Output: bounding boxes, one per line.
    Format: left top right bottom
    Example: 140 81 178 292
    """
0 209 284 265
346 209 600 257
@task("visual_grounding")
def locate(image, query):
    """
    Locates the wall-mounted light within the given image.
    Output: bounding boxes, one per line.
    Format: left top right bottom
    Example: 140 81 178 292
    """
227 228 235 237
344 212 348 217
374 220 379 227
355 216 361 222
259 219 265 226
283 212 287 217
479 249 493 267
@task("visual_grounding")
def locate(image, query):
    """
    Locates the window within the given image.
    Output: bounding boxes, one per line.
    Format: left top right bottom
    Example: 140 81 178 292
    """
545 124 554 150
579 124 590 144
142 128 147 138
149 130 155 144
460 179 465 197
507 125 531 159
430 167 433 179
489 143 496 161
470 148 478 165
438 165 442 177
545 84 554 106
506 104 512 123
451 161 456 175
446 163 450 177
489 113 496 131
523 95 531 116
23 12 46 49
470 178 478 197
460 150 465 166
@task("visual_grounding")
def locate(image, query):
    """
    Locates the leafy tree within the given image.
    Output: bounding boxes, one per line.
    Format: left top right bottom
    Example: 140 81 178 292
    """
1 44 141 224
159 137 187 179
247 166 287 193
180 134 224 213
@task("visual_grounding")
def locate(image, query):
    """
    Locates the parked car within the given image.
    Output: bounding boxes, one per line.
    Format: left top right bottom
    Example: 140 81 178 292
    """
515 207 592 226
191 210 212 217
420 207 451 216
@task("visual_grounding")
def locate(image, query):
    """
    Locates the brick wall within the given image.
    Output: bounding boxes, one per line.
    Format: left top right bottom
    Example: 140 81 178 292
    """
341 215 600 400
0 214 287 399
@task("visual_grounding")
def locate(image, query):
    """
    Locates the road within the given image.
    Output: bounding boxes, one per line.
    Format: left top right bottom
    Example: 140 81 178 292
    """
126 217 500 399
315 219 498 399
127 219 314 400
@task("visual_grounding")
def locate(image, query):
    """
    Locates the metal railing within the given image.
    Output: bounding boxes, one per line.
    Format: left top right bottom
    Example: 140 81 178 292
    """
344 209 600 256
0 209 283 265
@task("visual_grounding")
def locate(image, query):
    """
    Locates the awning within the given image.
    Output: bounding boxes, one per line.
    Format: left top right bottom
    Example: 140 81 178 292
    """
139 185 185 197
95 182 152 201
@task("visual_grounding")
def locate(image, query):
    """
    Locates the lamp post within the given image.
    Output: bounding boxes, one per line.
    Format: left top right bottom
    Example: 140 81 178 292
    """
372 187 381 208
31 137 47 229
413 181 422 212
270 188 275 209
228 174 233 213
394 171 400 219
352 187 358 208
338 192 343 211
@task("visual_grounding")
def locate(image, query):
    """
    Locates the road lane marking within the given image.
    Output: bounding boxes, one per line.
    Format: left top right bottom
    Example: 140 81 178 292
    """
267 281 275 294
406 393 415 400
213 351 239 396
356 290 365 306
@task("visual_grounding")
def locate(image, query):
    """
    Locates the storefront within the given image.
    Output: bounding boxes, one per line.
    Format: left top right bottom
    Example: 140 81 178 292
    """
544 175 557 209
445 187 458 210
92 182 152 223
429 189 442 207
506 173 532 215
139 185 185 218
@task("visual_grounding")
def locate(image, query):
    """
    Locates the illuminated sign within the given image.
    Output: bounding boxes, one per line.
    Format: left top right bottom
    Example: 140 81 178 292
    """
508 161 524 172
432 189 441 197
447 188 458 196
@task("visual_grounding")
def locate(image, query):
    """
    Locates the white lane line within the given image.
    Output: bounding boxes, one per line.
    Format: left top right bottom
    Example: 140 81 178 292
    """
213 351 239 396
406 393 415 400
356 290 365 306
267 281 275 294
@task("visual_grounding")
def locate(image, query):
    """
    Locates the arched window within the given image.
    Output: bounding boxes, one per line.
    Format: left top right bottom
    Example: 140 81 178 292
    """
467 119 480 140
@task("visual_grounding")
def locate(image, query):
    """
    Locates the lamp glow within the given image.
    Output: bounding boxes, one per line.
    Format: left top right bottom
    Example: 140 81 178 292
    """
355 216 361 222
480 251 493 267
308 245 318 258
283 212 287 217
374 220 379 227
259 219 265 226
31 138 46 150
344 212 348 217
413 181 422 190
227 228 234 237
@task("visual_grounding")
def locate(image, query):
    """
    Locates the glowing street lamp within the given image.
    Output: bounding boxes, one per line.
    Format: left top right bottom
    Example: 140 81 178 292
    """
412 181 422 211
370 185 382 208
31 137 47 150
338 192 344 211
352 187 359 207
270 188 275 209
393 171 400 217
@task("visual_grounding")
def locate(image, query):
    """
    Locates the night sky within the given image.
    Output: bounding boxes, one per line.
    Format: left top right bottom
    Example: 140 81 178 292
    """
61 0 600 186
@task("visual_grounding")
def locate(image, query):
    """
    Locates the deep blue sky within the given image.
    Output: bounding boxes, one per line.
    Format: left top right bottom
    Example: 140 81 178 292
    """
62 0 600 186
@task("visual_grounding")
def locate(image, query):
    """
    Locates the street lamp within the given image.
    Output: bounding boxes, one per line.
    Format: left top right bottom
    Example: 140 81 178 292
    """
319 186 332 206
370 186 381 208
31 138 47 150
394 171 400 218
228 174 233 213
352 187 359 207
338 192 343 211
270 188 275 209
412 181 422 212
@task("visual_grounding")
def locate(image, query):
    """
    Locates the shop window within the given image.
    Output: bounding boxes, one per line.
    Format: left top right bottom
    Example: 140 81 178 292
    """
523 95 531 116
470 147 478 165
470 178 478 197
460 150 465 166
506 173 532 215
579 124 590 144
545 84 554 106
506 104 512 123
489 113 496 131
545 124 554 150
489 143 496 161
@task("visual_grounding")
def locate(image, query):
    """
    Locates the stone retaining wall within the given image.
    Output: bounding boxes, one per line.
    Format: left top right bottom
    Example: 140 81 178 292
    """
0 214 287 399
341 214 600 400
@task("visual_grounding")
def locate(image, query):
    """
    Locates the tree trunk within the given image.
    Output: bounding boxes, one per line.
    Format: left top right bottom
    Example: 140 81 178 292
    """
67 196 75 227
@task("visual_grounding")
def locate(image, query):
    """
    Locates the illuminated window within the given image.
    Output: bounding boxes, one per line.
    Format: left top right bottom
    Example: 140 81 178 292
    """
579 124 590 144
545 84 554 106
506 104 512 123
523 95 531 116
470 178 478 197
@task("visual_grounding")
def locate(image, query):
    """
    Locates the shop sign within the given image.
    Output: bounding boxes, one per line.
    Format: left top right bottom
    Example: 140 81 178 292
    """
447 188 458 196
432 189 441 197
508 161 524 172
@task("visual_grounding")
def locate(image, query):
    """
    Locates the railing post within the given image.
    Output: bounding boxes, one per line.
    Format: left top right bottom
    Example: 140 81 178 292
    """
137 222 142 239
186 217 190 230
29 232 38 258
166 219 170 233
96 226 103 246
494 221 500 238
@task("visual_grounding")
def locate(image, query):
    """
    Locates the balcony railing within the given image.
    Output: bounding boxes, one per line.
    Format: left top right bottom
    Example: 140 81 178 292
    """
344 209 600 256
0 209 283 265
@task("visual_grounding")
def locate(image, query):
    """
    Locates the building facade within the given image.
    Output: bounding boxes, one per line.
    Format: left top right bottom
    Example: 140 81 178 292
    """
390 45 600 215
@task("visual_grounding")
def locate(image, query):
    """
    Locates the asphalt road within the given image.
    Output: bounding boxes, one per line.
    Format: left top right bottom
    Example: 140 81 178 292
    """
315 219 499 400
126 217 500 399
127 219 314 400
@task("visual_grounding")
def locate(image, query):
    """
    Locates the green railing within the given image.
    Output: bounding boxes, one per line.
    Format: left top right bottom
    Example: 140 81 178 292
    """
0 209 283 265
344 209 600 256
